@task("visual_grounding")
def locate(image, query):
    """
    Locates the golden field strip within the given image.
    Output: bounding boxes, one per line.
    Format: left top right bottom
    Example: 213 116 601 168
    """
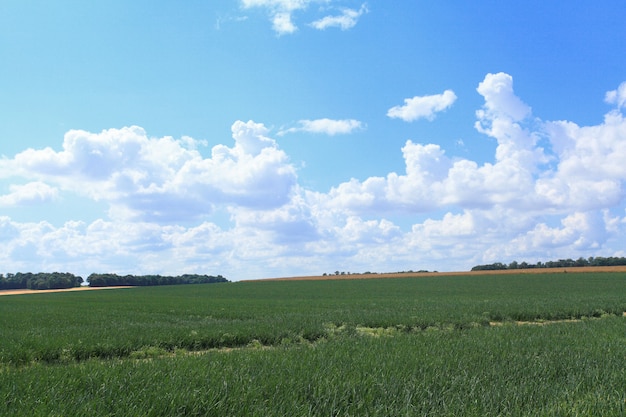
251 264 626 281
0 285 132 297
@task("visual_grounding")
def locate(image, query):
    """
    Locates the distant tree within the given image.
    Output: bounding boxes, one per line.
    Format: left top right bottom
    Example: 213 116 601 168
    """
0 272 82 290
575 257 589 267
471 256 626 272
471 263 507 271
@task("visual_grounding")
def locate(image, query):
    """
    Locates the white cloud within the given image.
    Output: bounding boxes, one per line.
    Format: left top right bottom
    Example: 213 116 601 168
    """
338 216 400 243
0 182 58 207
387 90 457 122
605 81 626 109
241 0 366 35
271 11 298 34
0 121 297 222
327 74 626 219
241 0 313 34
310 4 368 30
537 110 626 210
2 74 626 279
278 118 364 136
499 211 612 261
475 72 531 122
320 135 538 215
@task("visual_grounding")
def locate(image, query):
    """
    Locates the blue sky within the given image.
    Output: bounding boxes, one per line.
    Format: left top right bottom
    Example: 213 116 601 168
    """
1 1 626 280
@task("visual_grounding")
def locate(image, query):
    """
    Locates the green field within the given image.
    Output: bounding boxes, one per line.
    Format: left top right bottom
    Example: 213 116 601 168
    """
1 273 625 416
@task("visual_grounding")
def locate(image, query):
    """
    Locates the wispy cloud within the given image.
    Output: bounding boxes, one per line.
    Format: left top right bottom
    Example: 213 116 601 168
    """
241 0 314 35
214 14 248 31
241 0 367 35
387 89 457 122
310 4 368 31
278 118 364 136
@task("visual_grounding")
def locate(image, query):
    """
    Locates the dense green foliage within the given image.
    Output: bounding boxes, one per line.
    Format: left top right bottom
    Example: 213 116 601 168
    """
0 272 227 290
472 256 626 270
1 272 625 415
0 272 83 290
87 273 228 287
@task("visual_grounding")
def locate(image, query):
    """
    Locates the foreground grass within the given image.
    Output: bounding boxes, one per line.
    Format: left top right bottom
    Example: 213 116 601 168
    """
2 318 625 416
1 272 626 415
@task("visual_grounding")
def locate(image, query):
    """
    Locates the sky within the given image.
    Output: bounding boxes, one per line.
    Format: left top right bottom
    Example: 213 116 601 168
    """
1 1 626 280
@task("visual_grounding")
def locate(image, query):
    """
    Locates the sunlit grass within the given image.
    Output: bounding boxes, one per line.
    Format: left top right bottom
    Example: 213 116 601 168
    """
1 272 625 415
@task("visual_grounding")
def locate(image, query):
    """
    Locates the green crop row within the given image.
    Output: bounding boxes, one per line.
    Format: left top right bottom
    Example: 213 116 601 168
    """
2 317 625 416
1 272 625 366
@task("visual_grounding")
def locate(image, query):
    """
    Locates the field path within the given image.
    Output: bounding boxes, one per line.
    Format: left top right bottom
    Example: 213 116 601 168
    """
0 286 133 297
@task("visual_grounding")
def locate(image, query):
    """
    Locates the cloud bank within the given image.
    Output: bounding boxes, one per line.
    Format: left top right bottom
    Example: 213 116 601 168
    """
1 72 625 279
2 121 297 222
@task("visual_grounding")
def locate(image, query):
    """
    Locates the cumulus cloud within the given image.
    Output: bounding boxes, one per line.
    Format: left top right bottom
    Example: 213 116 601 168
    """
323 72 626 231
536 111 626 210
2 73 626 279
320 135 539 215
278 118 364 136
0 182 58 207
310 4 368 30
475 72 531 122
230 189 320 245
0 216 229 277
387 90 457 122
605 81 626 109
0 121 297 222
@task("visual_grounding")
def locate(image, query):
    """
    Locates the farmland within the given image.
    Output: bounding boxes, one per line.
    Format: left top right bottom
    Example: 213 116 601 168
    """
1 272 626 415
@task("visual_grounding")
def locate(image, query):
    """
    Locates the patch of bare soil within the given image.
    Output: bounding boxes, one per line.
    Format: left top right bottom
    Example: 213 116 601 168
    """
0 286 133 297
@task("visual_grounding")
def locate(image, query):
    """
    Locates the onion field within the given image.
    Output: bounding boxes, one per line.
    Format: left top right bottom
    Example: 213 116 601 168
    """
1 272 625 416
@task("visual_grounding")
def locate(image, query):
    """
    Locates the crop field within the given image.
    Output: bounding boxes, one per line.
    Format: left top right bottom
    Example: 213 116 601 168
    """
1 272 626 416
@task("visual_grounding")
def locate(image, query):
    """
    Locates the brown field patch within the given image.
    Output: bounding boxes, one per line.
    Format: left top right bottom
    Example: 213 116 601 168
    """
248 265 626 282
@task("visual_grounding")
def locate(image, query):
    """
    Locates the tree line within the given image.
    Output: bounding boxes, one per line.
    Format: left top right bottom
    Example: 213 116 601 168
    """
87 273 228 287
471 256 626 271
0 272 83 290
0 272 229 291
